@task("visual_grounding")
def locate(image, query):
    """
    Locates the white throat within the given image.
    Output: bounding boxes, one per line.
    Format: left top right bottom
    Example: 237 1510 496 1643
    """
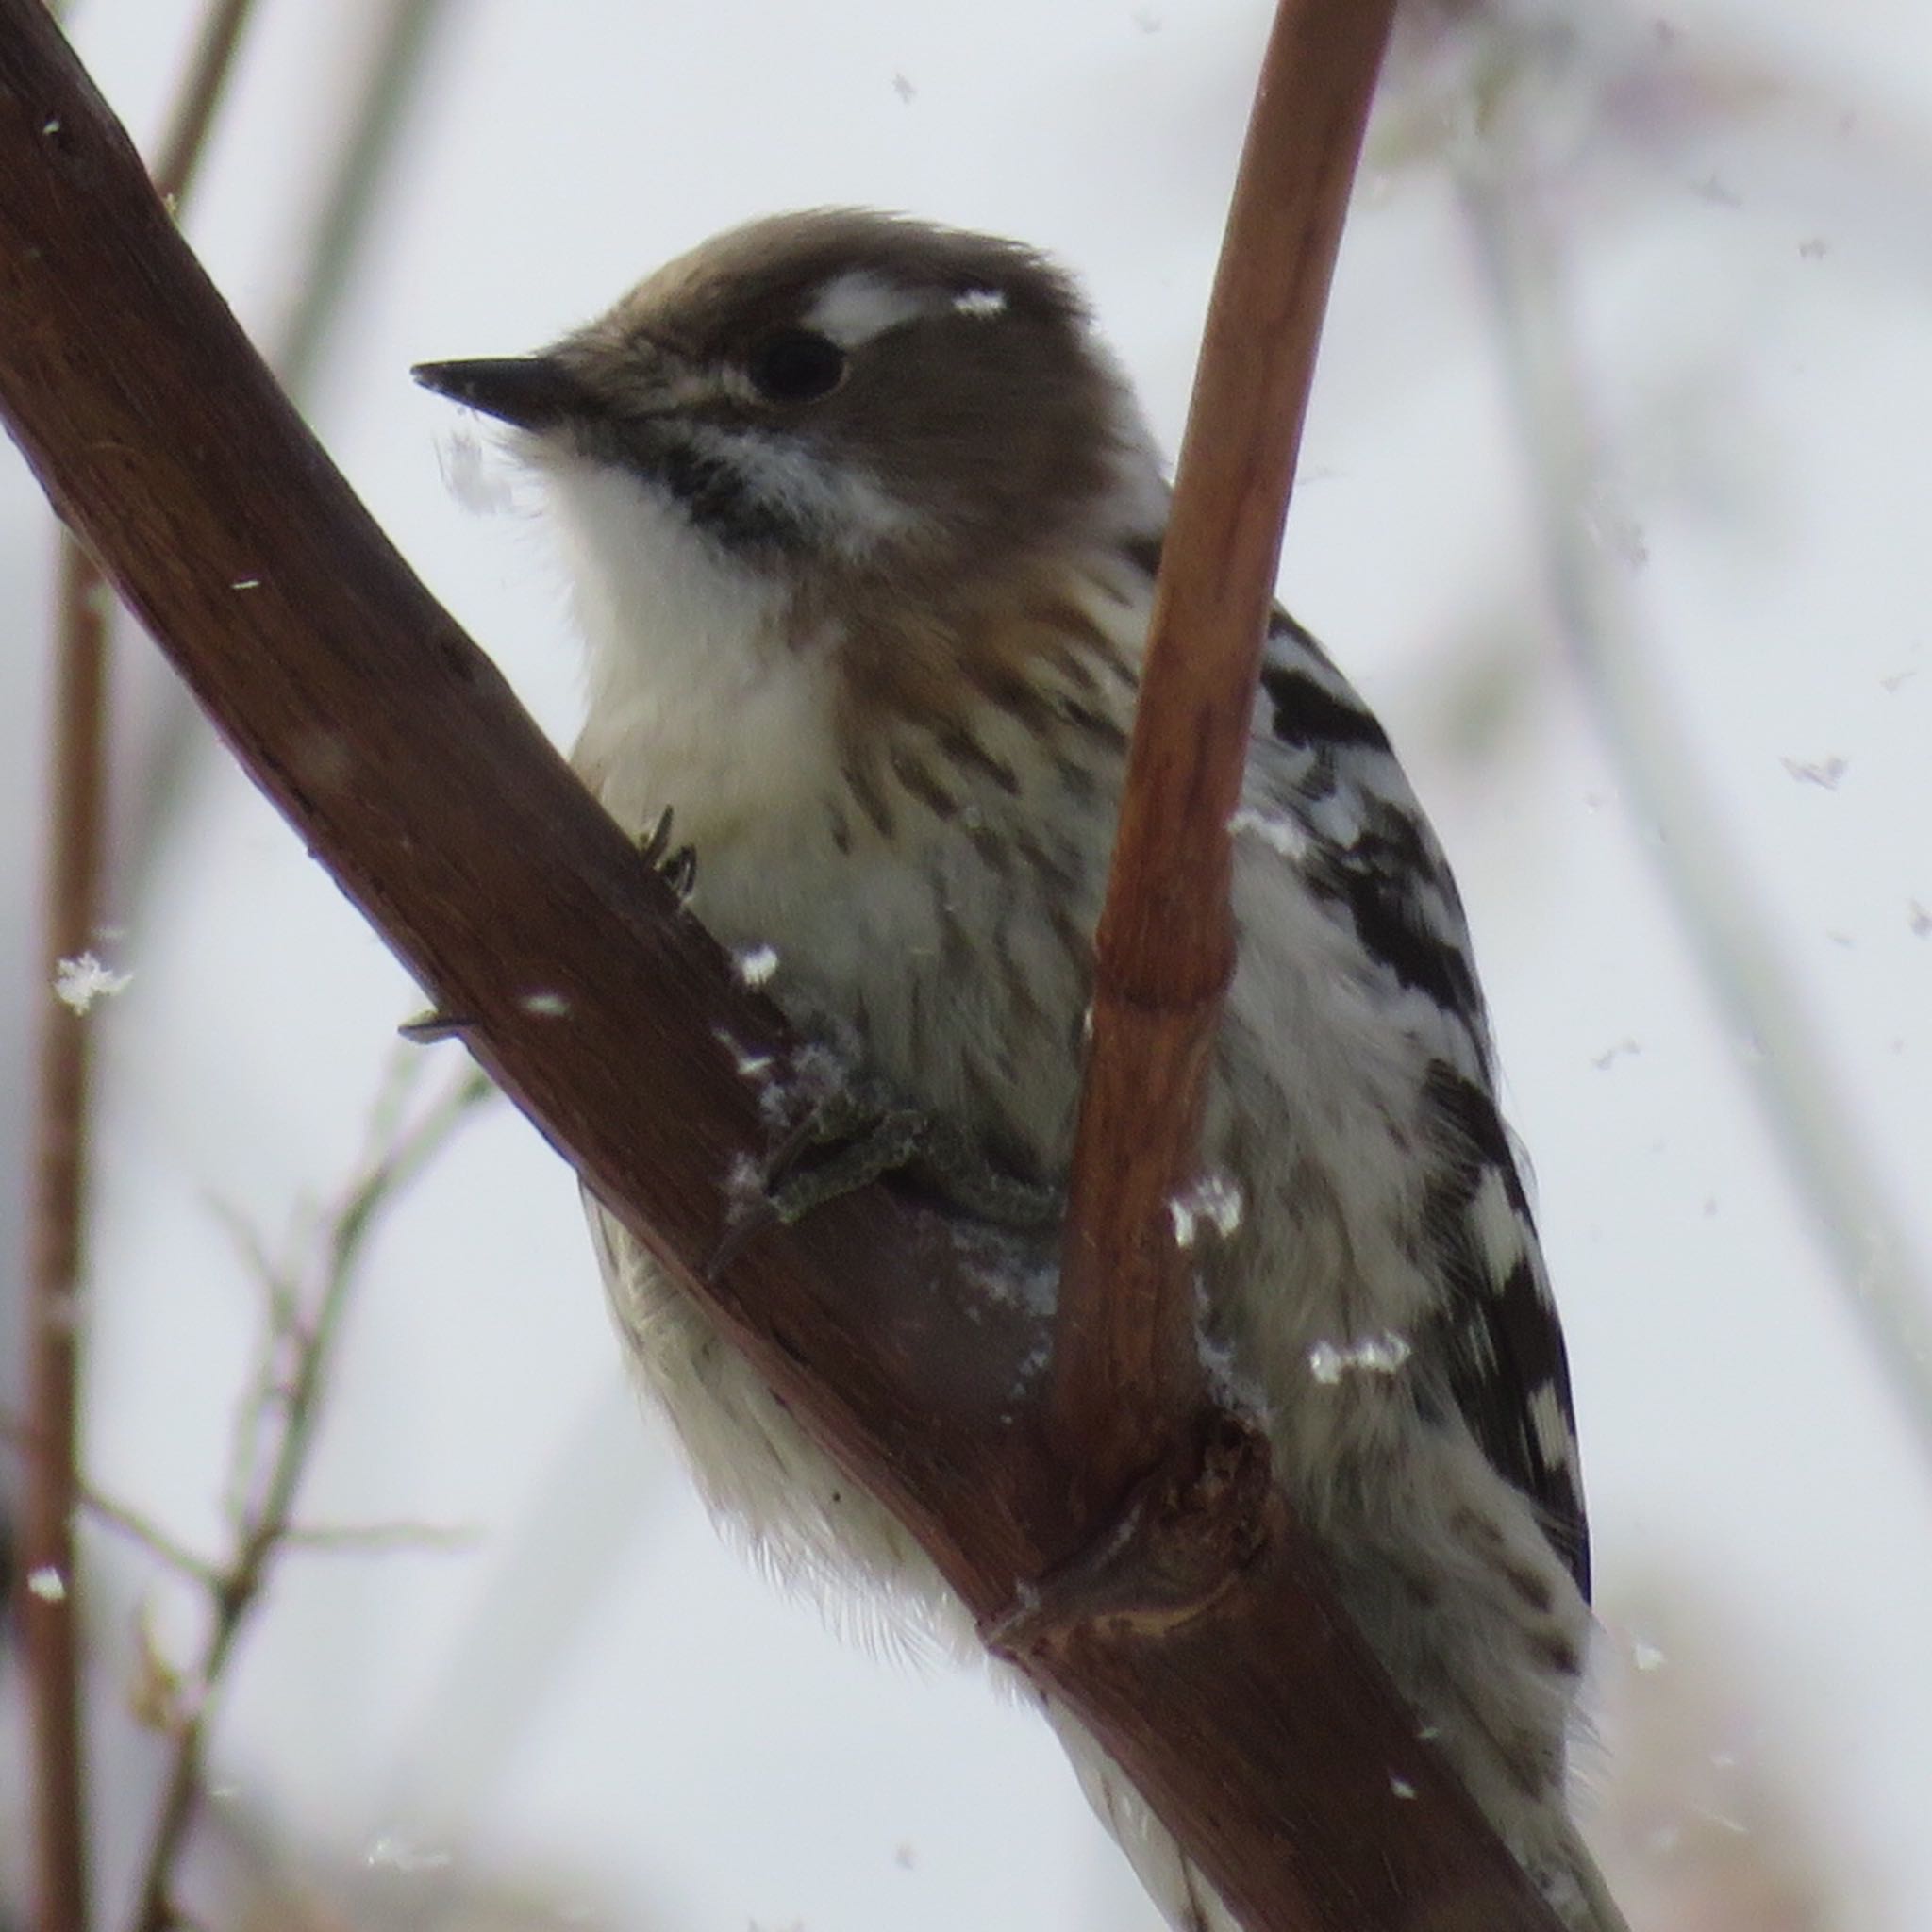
541 455 841 851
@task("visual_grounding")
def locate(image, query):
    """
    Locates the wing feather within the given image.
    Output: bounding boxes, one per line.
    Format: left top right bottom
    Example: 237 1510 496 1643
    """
1256 609 1591 1598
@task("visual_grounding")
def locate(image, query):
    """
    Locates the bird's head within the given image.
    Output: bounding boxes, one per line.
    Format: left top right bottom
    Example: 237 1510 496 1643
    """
414 208 1161 599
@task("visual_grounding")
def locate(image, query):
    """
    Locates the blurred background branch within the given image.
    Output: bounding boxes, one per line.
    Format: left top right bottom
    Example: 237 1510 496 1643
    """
1458 159 1932 1456
18 1 268 1924
129 0 458 899
130 1054 491 1932
1407 0 1932 1463
11 6 458 1930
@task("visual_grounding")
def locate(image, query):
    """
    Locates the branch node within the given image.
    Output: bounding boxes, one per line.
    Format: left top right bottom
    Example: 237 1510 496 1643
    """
985 1407 1272 1659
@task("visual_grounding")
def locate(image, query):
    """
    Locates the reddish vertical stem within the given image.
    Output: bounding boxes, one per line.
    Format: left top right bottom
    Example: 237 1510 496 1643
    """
19 533 109 1932
1050 0 1400 1519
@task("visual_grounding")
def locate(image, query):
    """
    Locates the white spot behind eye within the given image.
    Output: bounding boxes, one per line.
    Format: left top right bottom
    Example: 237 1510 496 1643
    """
805 272 930 348
954 287 1007 318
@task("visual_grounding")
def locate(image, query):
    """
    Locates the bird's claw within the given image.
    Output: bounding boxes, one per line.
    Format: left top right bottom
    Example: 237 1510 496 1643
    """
398 1008 476 1043
639 806 697 903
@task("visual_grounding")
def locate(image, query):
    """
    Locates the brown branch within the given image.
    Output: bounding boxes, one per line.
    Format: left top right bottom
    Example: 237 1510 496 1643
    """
1052 0 1399 1520
19 531 106 1932
0 6 1562 1926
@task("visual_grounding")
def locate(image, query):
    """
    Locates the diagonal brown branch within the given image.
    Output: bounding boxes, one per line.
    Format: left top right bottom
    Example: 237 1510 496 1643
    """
1052 0 1399 1524
0 5 1561 1926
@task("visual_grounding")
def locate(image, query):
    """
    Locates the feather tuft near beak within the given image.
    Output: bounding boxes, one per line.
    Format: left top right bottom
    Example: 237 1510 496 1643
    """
411 356 588 430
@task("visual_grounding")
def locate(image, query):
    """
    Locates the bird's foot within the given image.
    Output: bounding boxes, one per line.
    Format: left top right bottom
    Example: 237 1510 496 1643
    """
638 805 696 902
708 1076 1060 1275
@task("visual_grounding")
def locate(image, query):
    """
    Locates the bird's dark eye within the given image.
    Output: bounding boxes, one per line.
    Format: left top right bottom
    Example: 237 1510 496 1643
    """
746 328 847 404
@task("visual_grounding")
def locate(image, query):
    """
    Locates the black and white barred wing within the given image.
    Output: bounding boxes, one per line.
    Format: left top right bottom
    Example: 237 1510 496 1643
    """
1253 611 1591 1599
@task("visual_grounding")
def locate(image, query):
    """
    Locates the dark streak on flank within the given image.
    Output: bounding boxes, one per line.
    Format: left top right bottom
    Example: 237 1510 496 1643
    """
1057 695 1128 752
1045 641 1103 696
995 936 1047 1034
1532 1632 1584 1679
1013 827 1077 900
1500 1563 1555 1617
1037 598 1121 663
1124 531 1164 581
937 725 1021 795
1054 754 1096 801
889 742 959 819
965 823 1012 879
842 756 896 839
963 661 1057 739
1048 900 1091 978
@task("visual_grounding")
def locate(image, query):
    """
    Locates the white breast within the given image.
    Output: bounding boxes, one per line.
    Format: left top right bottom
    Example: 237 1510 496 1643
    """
545 455 843 850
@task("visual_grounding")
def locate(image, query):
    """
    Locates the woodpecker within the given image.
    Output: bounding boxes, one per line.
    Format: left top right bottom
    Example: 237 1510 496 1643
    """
417 208 1624 1932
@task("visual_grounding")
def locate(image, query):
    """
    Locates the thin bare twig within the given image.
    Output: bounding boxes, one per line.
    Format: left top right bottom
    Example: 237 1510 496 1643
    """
1051 0 1400 1521
7 1058 486 1932
129 1058 491 1932
20 5 431 1918
20 530 108 1932
1 1415 224 1593
275 1520 482 1555
20 2 269 1917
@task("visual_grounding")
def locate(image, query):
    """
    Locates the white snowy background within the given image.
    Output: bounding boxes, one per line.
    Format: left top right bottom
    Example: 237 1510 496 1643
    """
3 1 1929 1927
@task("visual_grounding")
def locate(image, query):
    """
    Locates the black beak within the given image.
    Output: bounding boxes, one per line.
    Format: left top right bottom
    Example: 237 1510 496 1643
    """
410 355 589 430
